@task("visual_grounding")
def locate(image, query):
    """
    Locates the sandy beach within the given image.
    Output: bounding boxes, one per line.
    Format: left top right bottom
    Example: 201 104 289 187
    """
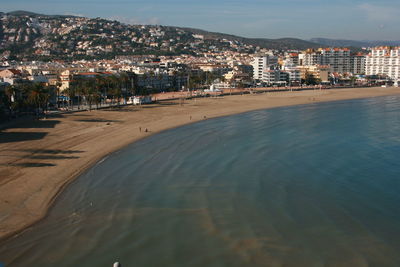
1 87 400 242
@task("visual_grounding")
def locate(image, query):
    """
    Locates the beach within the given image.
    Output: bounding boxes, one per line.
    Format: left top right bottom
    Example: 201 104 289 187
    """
1 87 400 242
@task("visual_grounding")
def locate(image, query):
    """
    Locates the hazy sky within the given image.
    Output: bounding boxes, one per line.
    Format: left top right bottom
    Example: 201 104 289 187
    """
2 0 400 40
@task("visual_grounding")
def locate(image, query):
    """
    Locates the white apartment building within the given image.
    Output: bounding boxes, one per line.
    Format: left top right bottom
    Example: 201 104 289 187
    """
262 69 288 85
299 50 322 66
282 64 301 82
284 52 300 65
366 47 400 85
299 48 351 74
252 55 278 81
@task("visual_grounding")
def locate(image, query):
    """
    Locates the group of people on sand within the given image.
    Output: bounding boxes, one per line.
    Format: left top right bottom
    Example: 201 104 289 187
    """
139 127 148 133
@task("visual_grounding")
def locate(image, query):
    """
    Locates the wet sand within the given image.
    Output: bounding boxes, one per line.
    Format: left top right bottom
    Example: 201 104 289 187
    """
1 87 400 241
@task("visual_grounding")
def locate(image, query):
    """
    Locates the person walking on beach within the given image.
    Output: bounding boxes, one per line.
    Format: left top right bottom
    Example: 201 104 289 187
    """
139 127 142 132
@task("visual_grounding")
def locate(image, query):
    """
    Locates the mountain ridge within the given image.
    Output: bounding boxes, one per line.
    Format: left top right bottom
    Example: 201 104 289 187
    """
6 10 80 18
4 10 398 49
175 27 322 50
3 10 385 61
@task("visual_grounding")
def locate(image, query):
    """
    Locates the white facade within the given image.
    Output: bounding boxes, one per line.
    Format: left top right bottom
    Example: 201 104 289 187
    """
252 55 278 81
299 48 351 74
286 69 301 82
366 47 400 85
300 51 322 66
282 64 301 82
262 69 288 84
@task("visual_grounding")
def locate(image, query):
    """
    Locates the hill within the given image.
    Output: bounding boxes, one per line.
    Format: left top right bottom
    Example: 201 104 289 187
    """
177 27 322 50
7 10 43 17
0 10 323 61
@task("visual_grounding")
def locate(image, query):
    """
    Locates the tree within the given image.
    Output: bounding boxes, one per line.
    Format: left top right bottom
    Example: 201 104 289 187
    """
25 83 51 116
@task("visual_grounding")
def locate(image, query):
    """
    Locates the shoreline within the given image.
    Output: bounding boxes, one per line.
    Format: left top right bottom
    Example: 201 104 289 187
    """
1 87 400 243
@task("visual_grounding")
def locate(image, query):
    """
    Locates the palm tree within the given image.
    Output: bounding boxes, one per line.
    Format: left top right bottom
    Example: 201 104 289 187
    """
25 83 50 117
95 75 107 106
55 81 62 109
119 72 130 104
65 85 76 110
109 75 122 106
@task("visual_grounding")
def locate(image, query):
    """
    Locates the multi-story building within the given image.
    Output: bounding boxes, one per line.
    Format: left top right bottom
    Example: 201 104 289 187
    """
262 69 288 85
282 64 301 83
366 47 400 85
284 52 300 65
351 53 366 75
299 49 322 66
298 65 330 83
299 48 351 74
320 48 351 73
59 70 72 92
252 55 278 81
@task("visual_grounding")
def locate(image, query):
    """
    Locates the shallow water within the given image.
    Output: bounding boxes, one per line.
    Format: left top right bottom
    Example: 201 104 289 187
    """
1 96 400 267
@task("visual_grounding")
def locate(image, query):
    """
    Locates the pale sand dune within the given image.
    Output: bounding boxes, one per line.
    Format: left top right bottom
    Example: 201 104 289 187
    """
1 87 400 241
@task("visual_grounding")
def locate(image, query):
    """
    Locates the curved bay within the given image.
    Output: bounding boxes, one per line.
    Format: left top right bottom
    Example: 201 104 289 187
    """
1 96 400 266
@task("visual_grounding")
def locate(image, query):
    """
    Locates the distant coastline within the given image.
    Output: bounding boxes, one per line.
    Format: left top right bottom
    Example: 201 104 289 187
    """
1 87 400 243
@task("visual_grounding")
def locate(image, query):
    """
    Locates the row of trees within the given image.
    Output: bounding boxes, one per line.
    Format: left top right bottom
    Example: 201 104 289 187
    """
1 71 226 121
65 73 133 110
1 82 56 120
0 72 169 120
0 73 134 120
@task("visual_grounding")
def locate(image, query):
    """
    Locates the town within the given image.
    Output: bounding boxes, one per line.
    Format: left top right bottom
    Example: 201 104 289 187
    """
1 11 399 120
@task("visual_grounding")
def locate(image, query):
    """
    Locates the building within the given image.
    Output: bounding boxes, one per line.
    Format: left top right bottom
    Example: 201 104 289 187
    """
262 69 288 85
351 53 366 75
285 52 300 65
59 70 71 92
298 65 330 83
299 48 351 74
0 69 23 85
195 64 231 76
299 49 322 66
252 55 278 81
0 69 22 79
366 47 400 86
136 73 187 92
320 48 351 73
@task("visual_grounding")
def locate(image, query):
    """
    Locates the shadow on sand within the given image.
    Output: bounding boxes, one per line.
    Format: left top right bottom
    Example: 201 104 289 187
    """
1 149 85 168
9 120 62 129
3 162 57 168
0 132 48 143
15 149 85 154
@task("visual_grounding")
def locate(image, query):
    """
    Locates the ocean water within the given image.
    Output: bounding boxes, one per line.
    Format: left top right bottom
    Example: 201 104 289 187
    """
1 96 400 267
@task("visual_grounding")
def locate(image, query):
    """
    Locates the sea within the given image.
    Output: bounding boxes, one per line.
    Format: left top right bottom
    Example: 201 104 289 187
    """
1 95 400 267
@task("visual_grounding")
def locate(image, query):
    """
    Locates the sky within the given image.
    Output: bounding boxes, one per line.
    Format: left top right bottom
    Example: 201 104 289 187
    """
2 0 400 40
